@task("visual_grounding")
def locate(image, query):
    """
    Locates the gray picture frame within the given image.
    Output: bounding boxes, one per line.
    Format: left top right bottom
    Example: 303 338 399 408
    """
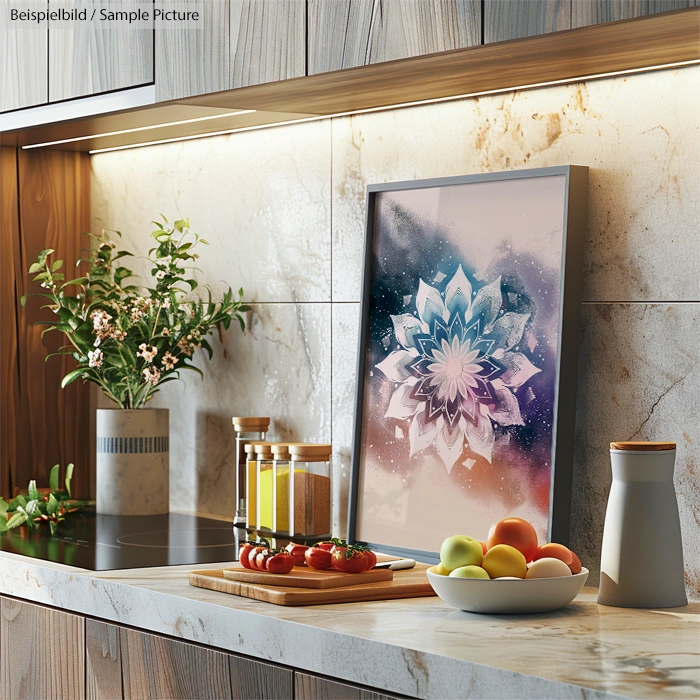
347 165 589 564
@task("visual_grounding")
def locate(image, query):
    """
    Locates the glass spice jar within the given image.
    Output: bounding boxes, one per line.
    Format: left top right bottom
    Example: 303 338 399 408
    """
231 417 269 546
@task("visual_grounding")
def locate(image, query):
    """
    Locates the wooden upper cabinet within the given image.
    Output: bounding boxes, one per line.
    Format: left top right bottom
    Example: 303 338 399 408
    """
484 0 570 42
0 11 48 111
307 0 481 74
48 0 154 102
572 0 698 28
1 597 85 700
156 0 305 102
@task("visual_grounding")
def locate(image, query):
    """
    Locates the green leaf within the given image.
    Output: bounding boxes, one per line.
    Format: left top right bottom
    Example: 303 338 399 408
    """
5 511 27 529
29 262 44 274
47 493 59 516
20 295 28 306
28 480 39 501
61 368 87 389
0 498 8 517
49 464 60 491
37 249 55 265
185 279 198 290
51 259 64 271
65 463 74 497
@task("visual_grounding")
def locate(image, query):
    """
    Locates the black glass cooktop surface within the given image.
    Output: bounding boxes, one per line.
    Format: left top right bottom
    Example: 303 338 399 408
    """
0 511 237 570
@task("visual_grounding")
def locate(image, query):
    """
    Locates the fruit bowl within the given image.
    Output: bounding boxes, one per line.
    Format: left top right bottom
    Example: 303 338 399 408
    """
427 567 589 614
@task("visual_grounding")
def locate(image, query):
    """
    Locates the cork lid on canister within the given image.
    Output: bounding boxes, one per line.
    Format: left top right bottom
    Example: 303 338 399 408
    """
269 443 292 460
244 441 274 457
289 444 332 462
610 441 676 451
232 417 270 432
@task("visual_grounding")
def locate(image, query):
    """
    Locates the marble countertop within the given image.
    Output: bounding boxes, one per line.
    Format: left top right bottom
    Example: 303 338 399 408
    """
0 551 697 700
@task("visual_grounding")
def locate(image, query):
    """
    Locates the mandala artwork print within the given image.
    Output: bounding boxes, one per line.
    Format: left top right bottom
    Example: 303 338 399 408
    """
354 173 574 552
376 267 540 474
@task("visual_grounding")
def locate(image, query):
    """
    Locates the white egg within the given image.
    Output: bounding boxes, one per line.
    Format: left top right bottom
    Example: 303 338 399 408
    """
525 557 573 579
494 576 522 580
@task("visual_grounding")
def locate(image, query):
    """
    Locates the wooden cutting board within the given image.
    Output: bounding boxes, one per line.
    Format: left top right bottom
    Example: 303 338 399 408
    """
222 564 393 588
189 564 436 606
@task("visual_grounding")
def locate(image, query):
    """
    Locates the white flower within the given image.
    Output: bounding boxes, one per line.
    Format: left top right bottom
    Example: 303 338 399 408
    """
156 270 166 280
161 351 178 370
94 338 101 347
162 327 170 337
137 343 158 363
142 366 161 386
88 348 103 368
161 298 171 309
177 337 193 356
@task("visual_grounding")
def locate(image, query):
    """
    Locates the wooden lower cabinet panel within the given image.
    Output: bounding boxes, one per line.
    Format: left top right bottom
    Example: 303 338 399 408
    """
87 619 294 700
295 672 404 700
86 620 123 700
0 596 85 700
229 655 293 699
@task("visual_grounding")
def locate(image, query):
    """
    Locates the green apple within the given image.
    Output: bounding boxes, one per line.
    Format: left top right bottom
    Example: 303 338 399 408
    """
439 535 483 572
449 565 490 579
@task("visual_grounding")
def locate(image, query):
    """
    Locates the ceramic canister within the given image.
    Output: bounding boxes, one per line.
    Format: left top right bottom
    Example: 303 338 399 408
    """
96 408 169 515
598 441 687 608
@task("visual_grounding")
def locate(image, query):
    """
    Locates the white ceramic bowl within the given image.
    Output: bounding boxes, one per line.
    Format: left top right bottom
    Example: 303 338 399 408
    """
427 567 589 614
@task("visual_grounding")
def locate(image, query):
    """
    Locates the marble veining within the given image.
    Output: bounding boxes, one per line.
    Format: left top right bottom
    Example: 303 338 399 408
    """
2 553 699 699
90 64 700 599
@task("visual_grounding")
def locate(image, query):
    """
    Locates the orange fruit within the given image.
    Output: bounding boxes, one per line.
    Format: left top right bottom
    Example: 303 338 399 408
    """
569 551 582 574
486 518 539 562
532 543 573 566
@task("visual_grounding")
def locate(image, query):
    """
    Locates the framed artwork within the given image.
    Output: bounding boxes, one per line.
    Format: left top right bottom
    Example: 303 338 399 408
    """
348 166 588 562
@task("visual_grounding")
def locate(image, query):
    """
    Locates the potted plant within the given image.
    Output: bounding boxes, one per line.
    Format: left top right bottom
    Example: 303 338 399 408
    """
24 217 249 515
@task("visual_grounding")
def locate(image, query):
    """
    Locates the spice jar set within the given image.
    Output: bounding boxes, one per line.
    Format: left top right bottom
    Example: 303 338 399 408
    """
232 417 331 548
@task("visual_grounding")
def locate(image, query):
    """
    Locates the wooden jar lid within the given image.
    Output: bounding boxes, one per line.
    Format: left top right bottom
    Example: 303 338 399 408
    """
289 444 332 461
232 417 270 432
243 441 274 454
610 441 676 451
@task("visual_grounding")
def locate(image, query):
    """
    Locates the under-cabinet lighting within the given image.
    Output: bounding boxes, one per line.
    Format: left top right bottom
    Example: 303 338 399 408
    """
21 110 256 149
86 58 699 155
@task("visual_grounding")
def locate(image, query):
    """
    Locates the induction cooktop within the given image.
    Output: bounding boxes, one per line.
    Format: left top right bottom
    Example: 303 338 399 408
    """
0 511 237 571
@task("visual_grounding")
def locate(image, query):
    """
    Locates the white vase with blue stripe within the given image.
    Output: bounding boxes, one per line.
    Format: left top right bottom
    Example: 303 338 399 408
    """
96 408 169 515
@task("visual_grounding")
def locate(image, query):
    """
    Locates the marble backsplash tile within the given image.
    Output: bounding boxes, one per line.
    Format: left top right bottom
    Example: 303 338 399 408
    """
571 303 700 599
97 303 331 517
330 303 361 536
91 119 332 303
91 64 700 598
331 65 700 303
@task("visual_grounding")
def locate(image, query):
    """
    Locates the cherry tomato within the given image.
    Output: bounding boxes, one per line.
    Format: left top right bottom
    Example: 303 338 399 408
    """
255 549 273 571
363 550 377 571
266 551 295 574
285 543 308 567
248 546 268 570
331 547 368 573
239 543 255 569
305 546 333 570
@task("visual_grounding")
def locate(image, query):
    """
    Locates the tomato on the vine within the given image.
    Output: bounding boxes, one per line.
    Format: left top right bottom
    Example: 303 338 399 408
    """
255 549 274 571
247 546 267 570
238 543 255 569
331 546 368 573
363 550 377 571
266 551 295 574
305 546 333 570
285 543 308 566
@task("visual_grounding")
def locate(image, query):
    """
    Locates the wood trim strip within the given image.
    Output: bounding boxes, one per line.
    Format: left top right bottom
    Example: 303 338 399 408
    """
0 147 21 499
